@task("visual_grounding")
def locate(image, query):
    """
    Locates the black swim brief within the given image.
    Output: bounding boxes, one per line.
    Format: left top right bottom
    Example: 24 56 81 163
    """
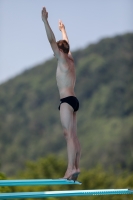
58 96 79 112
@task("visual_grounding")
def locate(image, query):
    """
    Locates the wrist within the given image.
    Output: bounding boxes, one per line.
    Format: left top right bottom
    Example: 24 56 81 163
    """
43 18 48 24
61 28 65 32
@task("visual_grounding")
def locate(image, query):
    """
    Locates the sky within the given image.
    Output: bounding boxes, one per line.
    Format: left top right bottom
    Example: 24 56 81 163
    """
0 0 133 84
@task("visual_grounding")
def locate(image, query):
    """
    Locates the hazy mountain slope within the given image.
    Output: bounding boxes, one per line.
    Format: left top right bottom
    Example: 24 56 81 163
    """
0 33 133 175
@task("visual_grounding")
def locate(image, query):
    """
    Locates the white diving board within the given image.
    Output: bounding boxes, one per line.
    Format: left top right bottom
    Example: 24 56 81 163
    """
0 189 133 199
0 179 81 186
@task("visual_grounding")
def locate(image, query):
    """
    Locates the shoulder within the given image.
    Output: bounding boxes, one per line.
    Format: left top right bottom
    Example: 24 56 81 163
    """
55 50 66 61
56 51 74 62
68 51 74 62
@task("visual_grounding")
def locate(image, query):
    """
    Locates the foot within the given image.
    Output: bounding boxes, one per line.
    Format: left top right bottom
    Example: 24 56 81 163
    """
67 172 80 182
63 169 80 182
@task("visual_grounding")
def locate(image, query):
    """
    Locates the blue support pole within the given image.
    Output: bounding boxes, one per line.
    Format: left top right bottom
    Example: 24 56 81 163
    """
0 189 133 199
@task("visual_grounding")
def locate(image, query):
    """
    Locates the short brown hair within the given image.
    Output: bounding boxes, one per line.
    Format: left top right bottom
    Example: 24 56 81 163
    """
57 40 69 54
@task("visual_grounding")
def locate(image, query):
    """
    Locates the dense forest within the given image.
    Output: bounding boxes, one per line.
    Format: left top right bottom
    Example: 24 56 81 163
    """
0 33 133 185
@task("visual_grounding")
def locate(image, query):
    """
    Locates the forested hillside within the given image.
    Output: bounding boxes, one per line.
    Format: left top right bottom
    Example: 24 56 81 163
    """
0 33 133 175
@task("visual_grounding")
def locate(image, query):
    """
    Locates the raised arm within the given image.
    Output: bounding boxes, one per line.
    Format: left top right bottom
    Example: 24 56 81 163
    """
59 20 73 59
59 20 69 43
42 7 60 58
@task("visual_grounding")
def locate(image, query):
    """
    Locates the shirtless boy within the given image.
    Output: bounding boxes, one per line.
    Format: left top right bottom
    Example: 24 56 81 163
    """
42 7 81 181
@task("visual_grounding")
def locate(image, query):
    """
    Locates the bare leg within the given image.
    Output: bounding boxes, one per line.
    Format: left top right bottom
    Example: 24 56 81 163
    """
60 103 81 178
73 112 81 172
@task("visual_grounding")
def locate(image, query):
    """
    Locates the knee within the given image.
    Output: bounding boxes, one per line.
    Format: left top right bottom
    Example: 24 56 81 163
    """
63 129 72 140
63 129 68 139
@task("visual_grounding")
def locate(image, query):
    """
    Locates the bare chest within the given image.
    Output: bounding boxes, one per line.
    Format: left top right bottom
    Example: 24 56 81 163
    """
56 63 76 88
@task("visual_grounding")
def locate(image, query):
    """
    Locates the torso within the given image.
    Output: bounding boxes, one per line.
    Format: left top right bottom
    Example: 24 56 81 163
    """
56 53 76 99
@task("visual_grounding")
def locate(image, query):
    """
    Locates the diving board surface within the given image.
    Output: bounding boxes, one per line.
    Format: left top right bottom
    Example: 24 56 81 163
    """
0 189 133 199
0 179 81 186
